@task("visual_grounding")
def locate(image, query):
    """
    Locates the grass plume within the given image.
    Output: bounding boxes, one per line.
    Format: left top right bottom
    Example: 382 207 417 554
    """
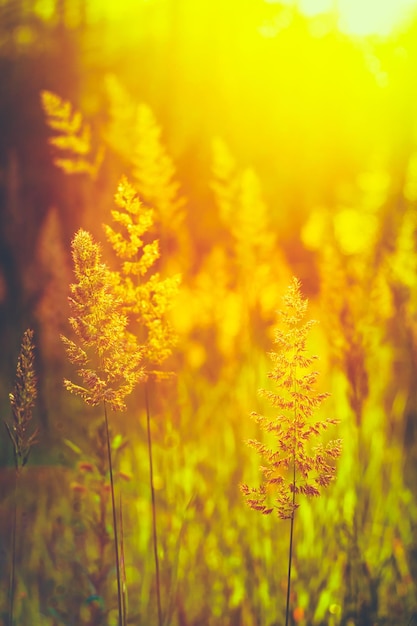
5 329 39 471
104 176 180 370
105 76 185 236
40 90 103 178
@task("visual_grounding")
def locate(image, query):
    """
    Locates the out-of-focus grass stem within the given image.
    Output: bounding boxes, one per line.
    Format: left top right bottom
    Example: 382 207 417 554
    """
146 381 163 626
103 400 123 626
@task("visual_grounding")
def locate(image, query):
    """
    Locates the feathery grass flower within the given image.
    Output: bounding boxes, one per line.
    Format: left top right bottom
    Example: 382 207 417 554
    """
40 90 103 177
62 228 144 410
104 176 180 370
5 329 39 470
241 277 341 519
104 76 184 231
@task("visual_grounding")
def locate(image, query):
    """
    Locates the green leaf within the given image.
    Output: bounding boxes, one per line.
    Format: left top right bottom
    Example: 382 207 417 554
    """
111 433 124 450
63 438 83 455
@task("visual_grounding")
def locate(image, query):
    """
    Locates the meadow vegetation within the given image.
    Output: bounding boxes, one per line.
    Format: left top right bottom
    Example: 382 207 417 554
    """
1 6 417 624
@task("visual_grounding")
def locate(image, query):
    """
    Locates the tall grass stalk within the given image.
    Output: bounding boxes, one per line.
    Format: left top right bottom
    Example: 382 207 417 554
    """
62 229 143 626
103 178 179 624
241 277 341 624
4 329 38 626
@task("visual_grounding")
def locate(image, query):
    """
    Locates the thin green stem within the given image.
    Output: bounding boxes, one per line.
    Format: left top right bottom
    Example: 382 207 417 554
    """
103 401 123 626
146 382 163 626
285 468 296 626
285 359 297 626
119 492 128 626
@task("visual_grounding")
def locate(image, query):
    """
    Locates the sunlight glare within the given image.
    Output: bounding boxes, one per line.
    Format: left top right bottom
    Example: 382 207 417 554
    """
299 0 333 18
263 0 417 36
338 0 417 36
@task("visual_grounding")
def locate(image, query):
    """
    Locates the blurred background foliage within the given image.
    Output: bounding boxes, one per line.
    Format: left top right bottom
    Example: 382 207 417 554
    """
1 0 417 624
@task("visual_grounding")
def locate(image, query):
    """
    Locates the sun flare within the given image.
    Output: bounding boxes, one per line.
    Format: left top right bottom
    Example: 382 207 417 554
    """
337 0 417 36
266 0 417 36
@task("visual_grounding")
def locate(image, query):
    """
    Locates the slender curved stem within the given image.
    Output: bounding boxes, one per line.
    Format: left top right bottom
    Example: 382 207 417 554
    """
103 401 123 626
146 382 163 626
